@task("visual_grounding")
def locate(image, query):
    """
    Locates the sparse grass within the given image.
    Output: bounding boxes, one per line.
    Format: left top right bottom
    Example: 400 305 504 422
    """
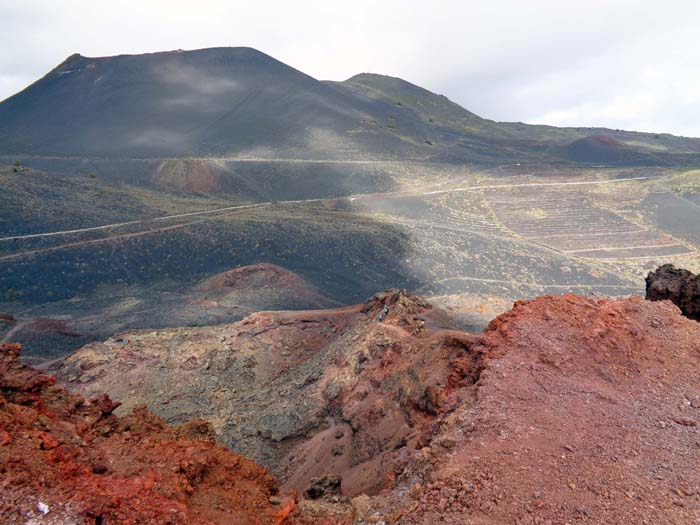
622 140 668 152
660 169 700 197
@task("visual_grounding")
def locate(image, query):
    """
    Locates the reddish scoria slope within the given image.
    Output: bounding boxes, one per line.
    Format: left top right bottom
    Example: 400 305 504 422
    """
50 292 700 523
56 289 473 498
0 342 313 525
366 295 700 524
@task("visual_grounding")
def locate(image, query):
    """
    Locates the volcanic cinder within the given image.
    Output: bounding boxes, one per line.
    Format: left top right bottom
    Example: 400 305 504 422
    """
54 289 700 523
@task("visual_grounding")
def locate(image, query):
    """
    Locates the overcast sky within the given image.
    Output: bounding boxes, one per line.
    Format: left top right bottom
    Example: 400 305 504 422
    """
2 0 699 137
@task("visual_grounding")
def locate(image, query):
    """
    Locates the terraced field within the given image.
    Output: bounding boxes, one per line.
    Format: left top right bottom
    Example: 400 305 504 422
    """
485 187 692 259
350 191 505 236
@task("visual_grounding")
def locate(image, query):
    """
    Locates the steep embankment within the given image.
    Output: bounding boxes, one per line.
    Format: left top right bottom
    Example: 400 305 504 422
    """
369 294 700 523
0 342 318 525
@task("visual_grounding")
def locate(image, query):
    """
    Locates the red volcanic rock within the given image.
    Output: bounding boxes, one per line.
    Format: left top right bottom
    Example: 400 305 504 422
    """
0 342 330 525
646 264 700 320
48 291 700 523
56 288 476 499
370 294 700 524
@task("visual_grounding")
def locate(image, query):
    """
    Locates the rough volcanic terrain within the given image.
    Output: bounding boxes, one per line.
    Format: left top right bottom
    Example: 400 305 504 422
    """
646 263 700 320
366 294 700 524
0 342 332 525
56 290 467 496
56 291 700 523
6 263 337 365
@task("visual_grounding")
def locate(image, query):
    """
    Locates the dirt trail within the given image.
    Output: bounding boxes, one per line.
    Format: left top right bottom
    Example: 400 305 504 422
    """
0 208 251 261
0 220 208 261
0 175 652 243
0 320 26 344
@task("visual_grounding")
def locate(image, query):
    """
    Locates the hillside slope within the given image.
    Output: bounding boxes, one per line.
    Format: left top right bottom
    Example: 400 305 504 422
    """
337 72 700 161
0 48 433 159
55 290 700 523
1 47 699 164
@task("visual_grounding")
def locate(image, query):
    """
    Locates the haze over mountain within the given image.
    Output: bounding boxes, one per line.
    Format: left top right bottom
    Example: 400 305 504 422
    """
2 47 700 164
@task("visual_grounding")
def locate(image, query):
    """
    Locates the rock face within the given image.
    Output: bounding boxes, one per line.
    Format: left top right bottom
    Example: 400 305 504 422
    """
0 342 315 525
646 264 700 320
305 475 342 500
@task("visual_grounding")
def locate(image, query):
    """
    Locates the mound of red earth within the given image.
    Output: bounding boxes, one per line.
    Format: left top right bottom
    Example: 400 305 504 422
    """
54 289 700 522
200 263 336 311
560 135 641 164
153 159 224 194
367 294 700 523
0 342 329 525
646 264 700 321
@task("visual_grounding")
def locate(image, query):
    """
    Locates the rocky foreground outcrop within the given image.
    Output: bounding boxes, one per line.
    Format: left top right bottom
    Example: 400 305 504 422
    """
56 290 700 523
646 263 700 320
368 294 700 524
0 342 333 525
56 289 470 497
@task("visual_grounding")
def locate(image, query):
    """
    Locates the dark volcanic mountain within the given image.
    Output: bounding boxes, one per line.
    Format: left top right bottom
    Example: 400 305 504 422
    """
0 47 447 159
1 47 699 163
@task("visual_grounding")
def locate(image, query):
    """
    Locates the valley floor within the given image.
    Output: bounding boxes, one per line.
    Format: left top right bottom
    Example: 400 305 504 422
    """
1 160 699 362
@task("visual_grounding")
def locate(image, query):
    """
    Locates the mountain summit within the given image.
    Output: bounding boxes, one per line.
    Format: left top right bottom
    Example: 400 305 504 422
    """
0 47 438 159
2 47 699 163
